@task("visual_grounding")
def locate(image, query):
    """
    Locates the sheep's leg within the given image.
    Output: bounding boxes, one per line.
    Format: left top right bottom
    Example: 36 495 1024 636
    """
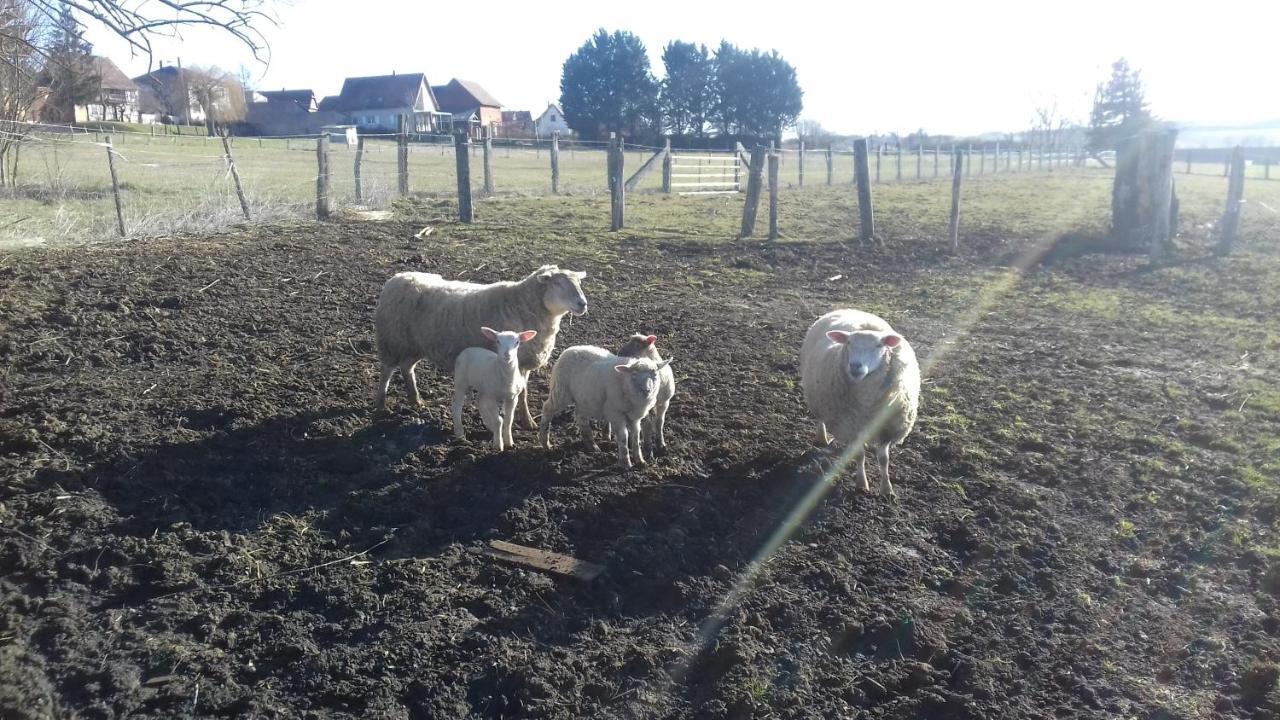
516 374 537 429
629 417 645 467
611 418 632 469
479 397 503 451
375 363 396 411
876 444 896 500
815 421 831 447
451 386 467 440
400 361 423 407
538 397 559 449
577 412 599 452
855 449 871 493
502 396 517 448
654 400 670 455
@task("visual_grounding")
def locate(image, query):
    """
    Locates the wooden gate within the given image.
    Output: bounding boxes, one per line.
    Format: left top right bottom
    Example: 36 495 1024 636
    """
670 151 741 195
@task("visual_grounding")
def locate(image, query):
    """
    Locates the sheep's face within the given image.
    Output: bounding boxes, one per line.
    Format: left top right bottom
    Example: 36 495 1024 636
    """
615 358 672 399
618 333 659 359
826 329 902 382
537 267 588 316
481 326 538 363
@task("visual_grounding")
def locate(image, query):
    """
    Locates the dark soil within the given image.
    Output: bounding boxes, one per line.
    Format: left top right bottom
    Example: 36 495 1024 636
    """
2 214 1279 719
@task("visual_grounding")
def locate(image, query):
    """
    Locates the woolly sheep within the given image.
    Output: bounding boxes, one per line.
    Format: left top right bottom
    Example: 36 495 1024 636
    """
800 309 920 499
373 265 588 427
452 327 538 451
538 345 673 469
616 333 676 456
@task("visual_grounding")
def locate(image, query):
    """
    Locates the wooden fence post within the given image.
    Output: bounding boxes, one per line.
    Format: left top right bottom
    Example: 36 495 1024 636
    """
455 132 473 223
104 137 126 237
934 145 940 177
609 133 624 231
482 130 495 196
221 135 250 220
993 142 1000 173
916 145 922 180
1266 157 1272 181
966 144 973 176
316 134 331 220
662 138 672 193
354 135 365 204
768 150 780 240
949 146 964 251
1217 146 1246 255
826 147 834 186
397 116 409 196
853 138 874 243
1018 147 1024 172
875 144 882 183
1223 153 1230 178
1147 132 1178 261
798 140 805 188
550 133 560 194
978 145 985 175
739 145 766 238
1185 148 1192 175
895 145 902 181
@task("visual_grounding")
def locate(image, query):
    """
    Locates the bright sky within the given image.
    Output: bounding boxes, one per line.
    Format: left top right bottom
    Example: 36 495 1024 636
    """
88 0 1279 137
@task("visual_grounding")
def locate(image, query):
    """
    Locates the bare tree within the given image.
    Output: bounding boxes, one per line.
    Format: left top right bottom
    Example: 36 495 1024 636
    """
21 0 275 64
0 0 46 187
186 65 244 134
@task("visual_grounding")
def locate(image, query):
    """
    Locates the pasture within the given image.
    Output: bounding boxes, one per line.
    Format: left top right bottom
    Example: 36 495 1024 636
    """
2 172 1280 719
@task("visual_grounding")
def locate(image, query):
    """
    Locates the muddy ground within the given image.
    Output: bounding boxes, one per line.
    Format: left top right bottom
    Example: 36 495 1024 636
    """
2 201 1279 719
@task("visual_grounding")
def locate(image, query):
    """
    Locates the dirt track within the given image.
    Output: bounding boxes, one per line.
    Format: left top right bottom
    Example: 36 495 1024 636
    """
2 216 1279 719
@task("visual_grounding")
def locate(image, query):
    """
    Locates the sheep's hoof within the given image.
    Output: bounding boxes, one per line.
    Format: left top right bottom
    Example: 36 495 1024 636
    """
881 489 898 502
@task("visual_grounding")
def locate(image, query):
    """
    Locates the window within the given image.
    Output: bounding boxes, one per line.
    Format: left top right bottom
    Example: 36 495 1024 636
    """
551 114 557 122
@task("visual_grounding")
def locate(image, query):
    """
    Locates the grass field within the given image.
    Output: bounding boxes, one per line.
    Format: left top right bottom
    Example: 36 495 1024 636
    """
2 171 1280 718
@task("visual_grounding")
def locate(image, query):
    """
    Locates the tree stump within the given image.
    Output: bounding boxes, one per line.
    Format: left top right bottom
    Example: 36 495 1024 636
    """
1111 128 1178 259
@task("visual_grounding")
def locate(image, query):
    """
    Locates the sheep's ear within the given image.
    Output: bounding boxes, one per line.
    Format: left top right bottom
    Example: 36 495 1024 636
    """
657 357 673 370
536 267 556 282
569 270 586 280
881 333 902 348
826 330 851 344
480 327 498 341
614 364 632 374
644 334 657 346
517 330 538 343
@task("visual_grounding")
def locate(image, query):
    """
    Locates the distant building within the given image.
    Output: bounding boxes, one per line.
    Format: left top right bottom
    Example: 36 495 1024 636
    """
73 57 140 123
500 110 535 137
319 73 449 133
133 65 202 124
431 79 502 138
535 103 570 138
241 88 342 137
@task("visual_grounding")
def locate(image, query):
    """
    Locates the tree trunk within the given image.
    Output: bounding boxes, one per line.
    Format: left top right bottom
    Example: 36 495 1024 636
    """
1111 128 1178 258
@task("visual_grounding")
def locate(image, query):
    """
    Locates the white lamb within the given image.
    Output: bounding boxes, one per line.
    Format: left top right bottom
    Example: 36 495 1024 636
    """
452 327 538 451
373 265 588 428
800 309 921 499
539 346 673 469
616 333 676 456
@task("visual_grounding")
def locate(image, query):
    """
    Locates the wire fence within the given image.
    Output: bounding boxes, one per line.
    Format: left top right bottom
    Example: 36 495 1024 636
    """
0 120 1273 247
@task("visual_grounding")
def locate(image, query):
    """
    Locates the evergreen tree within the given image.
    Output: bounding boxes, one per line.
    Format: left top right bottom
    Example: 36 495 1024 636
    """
41 6 98 123
659 41 713 138
712 42 803 143
559 29 659 141
1087 58 1153 152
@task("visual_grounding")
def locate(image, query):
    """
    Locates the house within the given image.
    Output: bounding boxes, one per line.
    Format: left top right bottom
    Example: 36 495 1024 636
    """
500 110 534 137
73 57 140 123
258 89 317 112
241 89 343 137
319 73 448 133
535 103 570 138
431 79 502 138
133 65 203 124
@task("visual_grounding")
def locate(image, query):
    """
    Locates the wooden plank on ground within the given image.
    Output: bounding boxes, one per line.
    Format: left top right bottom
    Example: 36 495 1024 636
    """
482 540 605 581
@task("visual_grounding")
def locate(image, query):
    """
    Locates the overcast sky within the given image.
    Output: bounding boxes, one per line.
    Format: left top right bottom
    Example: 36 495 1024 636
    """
87 0 1279 136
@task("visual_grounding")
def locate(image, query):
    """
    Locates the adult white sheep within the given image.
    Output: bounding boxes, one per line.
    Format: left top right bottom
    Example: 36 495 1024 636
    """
373 265 588 427
616 333 675 456
452 327 538 451
800 309 920 499
538 346 672 469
